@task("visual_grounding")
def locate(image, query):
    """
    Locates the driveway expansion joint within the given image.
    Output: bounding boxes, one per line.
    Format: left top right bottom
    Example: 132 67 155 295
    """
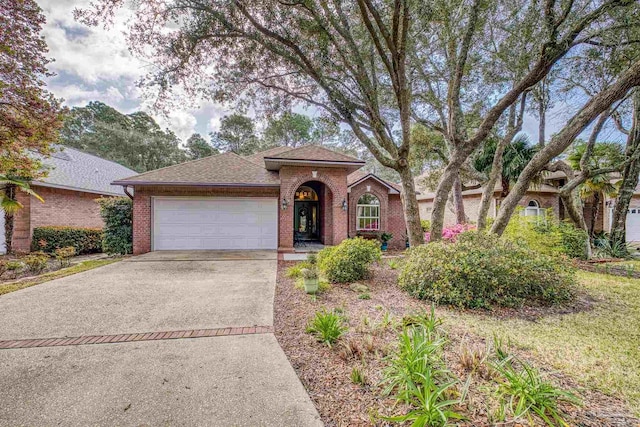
0 325 274 350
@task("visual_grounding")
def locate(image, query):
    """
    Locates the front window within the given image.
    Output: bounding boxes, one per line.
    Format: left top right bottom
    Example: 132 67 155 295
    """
357 193 380 231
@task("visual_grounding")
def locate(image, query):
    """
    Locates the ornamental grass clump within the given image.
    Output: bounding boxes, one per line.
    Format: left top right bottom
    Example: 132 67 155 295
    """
306 308 348 347
398 232 576 309
317 237 381 283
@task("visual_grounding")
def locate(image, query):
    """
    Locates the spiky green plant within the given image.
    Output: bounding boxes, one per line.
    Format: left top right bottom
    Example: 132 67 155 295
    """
306 308 347 347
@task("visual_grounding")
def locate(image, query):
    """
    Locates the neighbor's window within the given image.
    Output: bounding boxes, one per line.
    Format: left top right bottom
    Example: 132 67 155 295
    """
357 193 380 231
523 200 543 217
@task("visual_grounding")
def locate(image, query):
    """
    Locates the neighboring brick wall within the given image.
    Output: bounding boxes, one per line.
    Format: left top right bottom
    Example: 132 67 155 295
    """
132 185 281 255
278 167 349 251
419 191 561 226
11 186 106 252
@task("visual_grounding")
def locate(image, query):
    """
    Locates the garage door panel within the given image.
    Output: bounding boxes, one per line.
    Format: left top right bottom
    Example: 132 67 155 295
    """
153 198 278 250
627 208 640 242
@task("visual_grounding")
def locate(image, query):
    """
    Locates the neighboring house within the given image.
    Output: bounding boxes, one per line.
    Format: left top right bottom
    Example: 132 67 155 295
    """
2 147 137 253
112 145 408 254
417 170 640 242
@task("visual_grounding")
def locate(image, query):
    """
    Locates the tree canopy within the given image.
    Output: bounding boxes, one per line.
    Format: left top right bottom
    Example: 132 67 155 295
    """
59 101 186 172
0 0 63 179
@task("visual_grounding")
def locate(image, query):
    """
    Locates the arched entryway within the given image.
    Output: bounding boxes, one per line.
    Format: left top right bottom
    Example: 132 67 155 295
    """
293 181 333 245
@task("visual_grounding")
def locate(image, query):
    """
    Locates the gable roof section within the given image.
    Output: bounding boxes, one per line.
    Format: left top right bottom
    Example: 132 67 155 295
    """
266 144 362 162
113 152 280 186
244 146 293 166
264 145 365 171
347 171 401 194
34 147 137 196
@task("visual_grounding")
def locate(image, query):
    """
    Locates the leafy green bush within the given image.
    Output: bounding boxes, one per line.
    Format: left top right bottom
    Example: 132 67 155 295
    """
491 357 581 426
32 226 102 254
503 209 588 259
398 232 576 309
420 220 431 232
97 197 132 255
317 237 381 283
54 246 76 267
23 252 49 274
306 308 347 347
286 261 313 278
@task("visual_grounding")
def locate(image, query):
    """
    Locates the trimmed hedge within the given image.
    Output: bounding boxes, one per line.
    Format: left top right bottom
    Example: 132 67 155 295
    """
31 226 103 254
318 237 381 283
97 197 132 255
398 232 576 309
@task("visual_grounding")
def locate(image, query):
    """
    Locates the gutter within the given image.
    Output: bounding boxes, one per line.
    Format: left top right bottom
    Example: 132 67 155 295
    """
122 185 133 199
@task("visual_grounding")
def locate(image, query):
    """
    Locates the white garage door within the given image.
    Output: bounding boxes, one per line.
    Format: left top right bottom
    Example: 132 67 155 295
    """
153 198 278 250
626 207 640 242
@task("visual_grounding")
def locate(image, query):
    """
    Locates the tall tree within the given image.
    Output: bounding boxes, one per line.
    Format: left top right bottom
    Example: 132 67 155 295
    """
210 114 260 155
0 0 63 178
1 0 63 253
185 133 216 159
263 112 314 148
59 101 187 172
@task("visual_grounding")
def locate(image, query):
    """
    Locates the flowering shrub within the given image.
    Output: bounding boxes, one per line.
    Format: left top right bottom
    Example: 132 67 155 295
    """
424 223 475 242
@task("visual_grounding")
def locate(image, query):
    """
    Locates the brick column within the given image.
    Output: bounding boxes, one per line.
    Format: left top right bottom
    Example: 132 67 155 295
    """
133 193 151 255
10 191 32 252
332 177 348 245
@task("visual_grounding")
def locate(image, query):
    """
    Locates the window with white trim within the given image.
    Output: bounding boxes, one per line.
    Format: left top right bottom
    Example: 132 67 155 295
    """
357 193 380 231
523 200 543 217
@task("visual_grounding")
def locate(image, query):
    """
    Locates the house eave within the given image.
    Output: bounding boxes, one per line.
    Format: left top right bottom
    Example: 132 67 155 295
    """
31 181 124 197
111 180 281 188
347 173 401 194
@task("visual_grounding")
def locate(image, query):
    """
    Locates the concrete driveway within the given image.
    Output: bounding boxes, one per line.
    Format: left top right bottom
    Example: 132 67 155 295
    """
0 251 322 427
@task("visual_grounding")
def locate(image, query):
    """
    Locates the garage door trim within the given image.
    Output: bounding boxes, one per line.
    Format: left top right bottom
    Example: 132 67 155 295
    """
151 196 279 251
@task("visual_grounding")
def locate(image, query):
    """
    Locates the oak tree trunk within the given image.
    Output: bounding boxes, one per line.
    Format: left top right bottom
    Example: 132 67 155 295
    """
397 164 425 247
453 174 466 224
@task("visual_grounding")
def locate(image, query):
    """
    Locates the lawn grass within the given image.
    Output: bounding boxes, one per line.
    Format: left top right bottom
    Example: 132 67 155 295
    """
0 258 121 296
441 270 640 416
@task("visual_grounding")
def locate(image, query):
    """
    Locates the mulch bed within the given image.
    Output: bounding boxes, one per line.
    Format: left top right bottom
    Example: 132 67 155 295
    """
0 253 108 284
576 260 640 279
274 261 639 427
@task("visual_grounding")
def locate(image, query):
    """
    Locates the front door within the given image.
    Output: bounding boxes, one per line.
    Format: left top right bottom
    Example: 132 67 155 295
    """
294 201 319 240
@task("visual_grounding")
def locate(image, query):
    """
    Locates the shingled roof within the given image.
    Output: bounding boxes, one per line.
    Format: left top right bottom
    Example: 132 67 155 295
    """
264 145 363 163
113 152 280 186
34 146 136 196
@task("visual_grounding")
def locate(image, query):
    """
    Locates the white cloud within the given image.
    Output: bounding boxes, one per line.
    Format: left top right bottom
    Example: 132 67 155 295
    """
49 83 125 107
154 110 198 141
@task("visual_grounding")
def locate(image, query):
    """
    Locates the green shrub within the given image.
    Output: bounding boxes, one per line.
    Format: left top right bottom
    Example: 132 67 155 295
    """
503 209 588 259
286 261 313 278
0 260 22 278
317 237 381 283
31 226 102 254
398 232 576 309
54 246 76 267
491 357 581 426
97 197 132 255
306 308 347 347
420 220 431 232
23 252 49 274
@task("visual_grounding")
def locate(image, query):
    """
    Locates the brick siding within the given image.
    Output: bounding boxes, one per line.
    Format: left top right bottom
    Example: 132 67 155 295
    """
11 186 107 252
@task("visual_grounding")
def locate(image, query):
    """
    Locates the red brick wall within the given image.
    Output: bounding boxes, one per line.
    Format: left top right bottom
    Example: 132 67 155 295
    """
132 185 281 255
278 167 349 251
11 186 106 252
347 177 407 249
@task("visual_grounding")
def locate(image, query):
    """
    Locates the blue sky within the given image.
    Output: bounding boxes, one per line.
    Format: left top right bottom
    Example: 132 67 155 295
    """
39 1 626 146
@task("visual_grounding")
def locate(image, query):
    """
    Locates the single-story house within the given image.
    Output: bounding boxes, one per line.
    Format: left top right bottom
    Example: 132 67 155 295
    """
113 145 408 254
417 170 640 242
1 147 137 253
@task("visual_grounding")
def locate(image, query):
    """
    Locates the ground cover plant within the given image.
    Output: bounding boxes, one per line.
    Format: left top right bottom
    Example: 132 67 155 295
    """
274 259 639 426
399 232 576 308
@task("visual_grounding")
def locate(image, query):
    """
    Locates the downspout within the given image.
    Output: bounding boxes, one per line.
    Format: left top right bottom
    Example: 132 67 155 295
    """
122 185 133 199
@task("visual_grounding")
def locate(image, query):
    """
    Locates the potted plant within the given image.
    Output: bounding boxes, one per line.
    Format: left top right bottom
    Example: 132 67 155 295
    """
379 232 393 251
301 267 319 294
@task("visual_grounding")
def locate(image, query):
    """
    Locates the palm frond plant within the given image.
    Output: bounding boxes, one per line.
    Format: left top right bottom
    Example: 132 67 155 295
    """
1 175 43 213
